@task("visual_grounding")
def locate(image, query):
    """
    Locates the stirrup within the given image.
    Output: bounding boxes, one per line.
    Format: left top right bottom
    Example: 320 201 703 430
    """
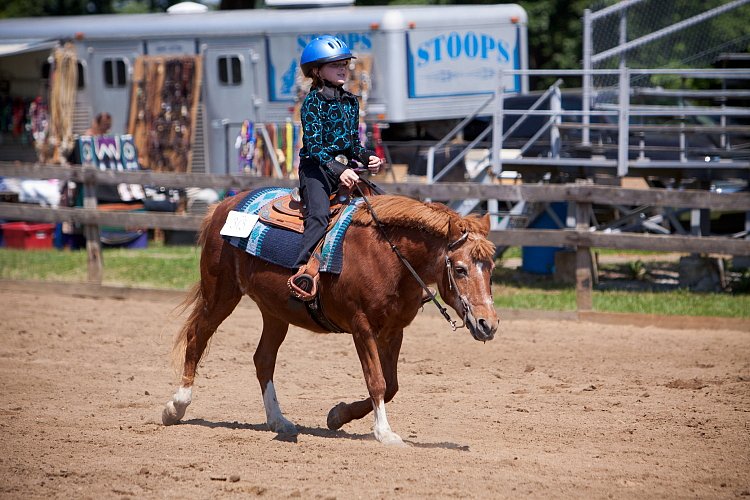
294 273 315 293
288 267 319 302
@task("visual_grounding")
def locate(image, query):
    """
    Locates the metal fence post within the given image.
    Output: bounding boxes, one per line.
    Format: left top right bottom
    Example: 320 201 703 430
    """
551 85 561 159
491 71 505 177
425 146 436 203
582 8 592 147
617 66 630 177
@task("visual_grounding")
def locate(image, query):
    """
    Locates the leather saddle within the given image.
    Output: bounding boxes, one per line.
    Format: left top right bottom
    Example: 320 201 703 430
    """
258 187 351 233
275 179 379 303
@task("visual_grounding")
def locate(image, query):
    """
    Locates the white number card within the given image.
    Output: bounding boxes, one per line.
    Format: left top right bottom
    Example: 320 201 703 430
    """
220 211 259 238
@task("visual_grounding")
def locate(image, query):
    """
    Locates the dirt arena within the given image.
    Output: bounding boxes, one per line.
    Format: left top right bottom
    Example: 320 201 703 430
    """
1 284 748 499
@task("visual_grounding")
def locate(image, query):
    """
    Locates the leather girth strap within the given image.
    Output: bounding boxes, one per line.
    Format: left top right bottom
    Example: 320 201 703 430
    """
303 295 346 333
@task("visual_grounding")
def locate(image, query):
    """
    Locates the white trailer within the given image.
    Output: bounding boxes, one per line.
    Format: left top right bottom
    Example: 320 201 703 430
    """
0 4 527 173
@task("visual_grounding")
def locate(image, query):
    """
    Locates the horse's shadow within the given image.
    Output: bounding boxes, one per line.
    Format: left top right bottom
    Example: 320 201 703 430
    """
181 418 469 450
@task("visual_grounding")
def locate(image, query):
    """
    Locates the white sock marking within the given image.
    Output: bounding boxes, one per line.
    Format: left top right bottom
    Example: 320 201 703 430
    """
263 381 295 432
174 386 192 407
373 399 392 436
372 399 404 445
163 385 192 425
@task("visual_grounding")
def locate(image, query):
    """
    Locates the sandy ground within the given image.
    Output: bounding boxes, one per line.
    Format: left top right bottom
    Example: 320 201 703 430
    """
1 284 749 499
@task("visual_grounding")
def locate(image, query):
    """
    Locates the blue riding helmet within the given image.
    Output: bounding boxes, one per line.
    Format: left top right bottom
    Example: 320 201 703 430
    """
300 35 355 77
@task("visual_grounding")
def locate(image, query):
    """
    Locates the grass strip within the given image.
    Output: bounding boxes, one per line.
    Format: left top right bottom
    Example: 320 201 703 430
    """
1 246 747 318
0 245 200 290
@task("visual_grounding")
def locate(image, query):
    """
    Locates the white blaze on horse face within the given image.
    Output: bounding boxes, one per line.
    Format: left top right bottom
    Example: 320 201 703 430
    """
476 262 494 306
262 381 296 433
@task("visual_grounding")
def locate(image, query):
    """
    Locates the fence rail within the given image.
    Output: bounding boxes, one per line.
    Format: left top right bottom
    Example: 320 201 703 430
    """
1 162 748 310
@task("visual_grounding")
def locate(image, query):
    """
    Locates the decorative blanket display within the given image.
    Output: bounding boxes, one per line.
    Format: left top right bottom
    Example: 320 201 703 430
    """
222 187 361 273
78 134 140 171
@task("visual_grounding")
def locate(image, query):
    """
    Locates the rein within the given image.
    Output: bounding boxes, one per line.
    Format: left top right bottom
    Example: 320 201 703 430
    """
355 183 466 331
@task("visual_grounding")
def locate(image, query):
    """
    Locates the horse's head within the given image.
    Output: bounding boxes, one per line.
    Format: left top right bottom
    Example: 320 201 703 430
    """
437 213 499 342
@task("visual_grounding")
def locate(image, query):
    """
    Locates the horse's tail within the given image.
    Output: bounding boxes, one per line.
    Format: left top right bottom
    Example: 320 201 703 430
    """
170 203 219 375
170 282 203 375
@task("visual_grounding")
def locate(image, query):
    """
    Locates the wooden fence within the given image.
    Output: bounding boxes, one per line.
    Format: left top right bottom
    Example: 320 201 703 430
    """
1 162 749 310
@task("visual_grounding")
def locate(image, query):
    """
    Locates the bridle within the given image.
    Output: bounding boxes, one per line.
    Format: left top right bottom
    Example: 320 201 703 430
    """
356 183 476 331
444 232 474 331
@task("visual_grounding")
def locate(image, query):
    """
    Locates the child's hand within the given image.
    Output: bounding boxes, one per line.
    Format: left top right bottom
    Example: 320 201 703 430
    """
368 155 383 174
339 168 359 188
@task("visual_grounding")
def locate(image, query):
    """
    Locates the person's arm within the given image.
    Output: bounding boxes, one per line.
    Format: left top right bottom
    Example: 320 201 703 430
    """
301 94 347 178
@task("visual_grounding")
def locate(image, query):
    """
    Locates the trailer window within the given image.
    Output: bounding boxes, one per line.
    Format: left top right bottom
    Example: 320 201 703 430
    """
218 56 242 85
41 61 85 88
103 59 127 87
77 62 85 89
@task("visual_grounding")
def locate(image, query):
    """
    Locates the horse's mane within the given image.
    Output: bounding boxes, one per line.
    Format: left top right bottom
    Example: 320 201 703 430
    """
351 195 495 260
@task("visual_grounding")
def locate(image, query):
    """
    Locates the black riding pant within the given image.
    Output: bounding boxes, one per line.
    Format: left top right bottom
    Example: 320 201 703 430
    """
294 166 336 268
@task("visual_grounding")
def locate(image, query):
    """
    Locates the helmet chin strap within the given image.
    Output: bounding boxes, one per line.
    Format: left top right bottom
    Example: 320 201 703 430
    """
322 79 344 88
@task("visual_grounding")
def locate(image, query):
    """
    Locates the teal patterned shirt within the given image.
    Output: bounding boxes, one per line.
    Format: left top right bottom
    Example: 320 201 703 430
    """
299 83 372 180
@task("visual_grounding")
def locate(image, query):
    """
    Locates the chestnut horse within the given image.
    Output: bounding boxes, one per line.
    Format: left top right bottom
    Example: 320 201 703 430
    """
163 192 499 445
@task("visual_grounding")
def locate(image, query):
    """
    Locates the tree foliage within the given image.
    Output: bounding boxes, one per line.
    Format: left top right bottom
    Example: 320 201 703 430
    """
2 0 746 88
0 0 197 17
0 0 113 17
219 0 257 8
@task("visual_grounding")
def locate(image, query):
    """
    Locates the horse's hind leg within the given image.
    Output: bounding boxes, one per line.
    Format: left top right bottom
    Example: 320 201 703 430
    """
254 312 296 434
163 274 242 425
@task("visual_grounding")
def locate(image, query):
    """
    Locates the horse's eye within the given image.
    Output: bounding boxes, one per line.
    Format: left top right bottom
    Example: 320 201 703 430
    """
454 265 468 277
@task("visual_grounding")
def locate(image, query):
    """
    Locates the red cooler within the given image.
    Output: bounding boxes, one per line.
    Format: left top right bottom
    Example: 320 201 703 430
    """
1 222 55 250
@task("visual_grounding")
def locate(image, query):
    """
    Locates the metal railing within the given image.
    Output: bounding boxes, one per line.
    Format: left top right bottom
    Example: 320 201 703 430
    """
422 67 750 189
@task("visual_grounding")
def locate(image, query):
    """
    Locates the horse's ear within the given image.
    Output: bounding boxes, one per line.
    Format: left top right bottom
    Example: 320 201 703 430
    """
448 219 464 243
479 213 491 235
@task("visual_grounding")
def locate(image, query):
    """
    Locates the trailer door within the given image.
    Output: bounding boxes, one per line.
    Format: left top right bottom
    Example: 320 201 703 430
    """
84 41 143 135
202 41 263 175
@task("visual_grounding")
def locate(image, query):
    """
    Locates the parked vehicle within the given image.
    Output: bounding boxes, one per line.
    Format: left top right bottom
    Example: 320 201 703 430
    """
0 4 528 173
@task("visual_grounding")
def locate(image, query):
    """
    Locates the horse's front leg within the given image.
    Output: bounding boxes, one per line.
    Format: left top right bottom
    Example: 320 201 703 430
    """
338 324 405 446
327 330 403 432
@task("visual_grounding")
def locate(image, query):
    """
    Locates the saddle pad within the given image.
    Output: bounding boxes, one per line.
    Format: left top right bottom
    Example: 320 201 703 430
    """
222 187 361 274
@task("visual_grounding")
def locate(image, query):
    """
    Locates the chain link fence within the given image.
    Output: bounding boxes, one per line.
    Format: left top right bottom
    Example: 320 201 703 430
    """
588 0 750 93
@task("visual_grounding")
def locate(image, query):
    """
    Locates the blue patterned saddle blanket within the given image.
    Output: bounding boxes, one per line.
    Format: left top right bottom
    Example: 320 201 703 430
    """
222 187 361 274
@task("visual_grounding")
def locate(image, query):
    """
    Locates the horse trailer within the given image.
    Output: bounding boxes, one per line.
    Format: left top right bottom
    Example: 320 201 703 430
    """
0 4 528 173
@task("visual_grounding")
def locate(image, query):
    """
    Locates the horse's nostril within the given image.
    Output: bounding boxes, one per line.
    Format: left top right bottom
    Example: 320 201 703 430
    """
478 318 491 334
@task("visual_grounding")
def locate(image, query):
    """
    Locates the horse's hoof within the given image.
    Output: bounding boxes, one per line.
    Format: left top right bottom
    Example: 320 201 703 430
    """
376 430 408 447
267 415 298 435
162 401 186 426
272 421 298 435
326 402 349 430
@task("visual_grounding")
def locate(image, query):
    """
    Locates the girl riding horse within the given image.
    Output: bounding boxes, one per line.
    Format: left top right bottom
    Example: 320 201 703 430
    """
290 36 382 294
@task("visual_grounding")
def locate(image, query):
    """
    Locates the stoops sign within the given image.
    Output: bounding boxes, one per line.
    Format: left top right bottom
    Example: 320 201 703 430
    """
407 26 521 98
267 32 373 102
